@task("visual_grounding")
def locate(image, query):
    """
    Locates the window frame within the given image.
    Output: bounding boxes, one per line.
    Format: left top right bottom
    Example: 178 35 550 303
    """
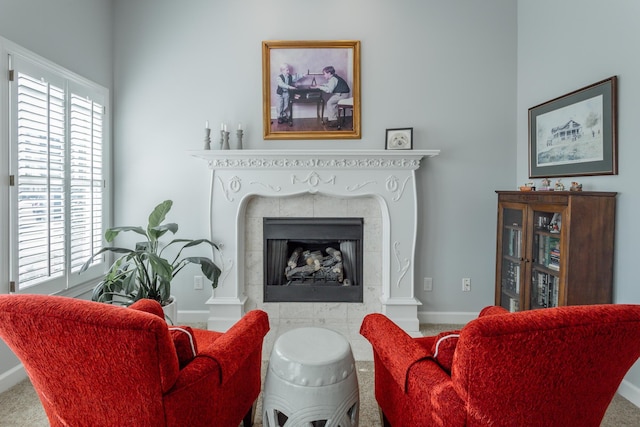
1 37 111 296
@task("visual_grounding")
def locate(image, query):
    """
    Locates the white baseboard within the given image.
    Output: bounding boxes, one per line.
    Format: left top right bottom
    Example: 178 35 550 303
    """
176 309 209 324
0 363 26 394
618 379 640 408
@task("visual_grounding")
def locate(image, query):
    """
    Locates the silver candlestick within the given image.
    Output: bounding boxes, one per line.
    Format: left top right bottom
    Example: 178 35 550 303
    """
222 131 230 150
236 129 243 149
219 130 225 149
204 128 211 150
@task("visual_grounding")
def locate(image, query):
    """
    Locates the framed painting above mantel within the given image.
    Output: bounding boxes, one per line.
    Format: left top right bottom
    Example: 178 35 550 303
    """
262 40 361 140
528 76 617 178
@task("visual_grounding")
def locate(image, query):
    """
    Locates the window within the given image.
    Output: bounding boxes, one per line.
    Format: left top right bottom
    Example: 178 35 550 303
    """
4 42 110 295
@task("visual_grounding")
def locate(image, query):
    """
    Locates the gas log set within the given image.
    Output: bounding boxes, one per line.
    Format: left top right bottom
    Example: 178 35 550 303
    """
285 246 348 285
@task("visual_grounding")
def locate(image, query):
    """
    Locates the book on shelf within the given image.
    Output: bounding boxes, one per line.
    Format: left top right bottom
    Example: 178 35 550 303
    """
548 237 560 270
538 235 547 266
535 271 559 308
537 234 561 269
508 228 522 258
537 272 547 307
503 262 521 294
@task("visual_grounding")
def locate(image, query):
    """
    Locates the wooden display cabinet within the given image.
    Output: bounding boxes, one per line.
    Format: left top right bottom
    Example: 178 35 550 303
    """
495 191 616 312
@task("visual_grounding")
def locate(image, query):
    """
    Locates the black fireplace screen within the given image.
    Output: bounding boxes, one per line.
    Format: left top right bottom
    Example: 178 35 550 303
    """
263 217 363 303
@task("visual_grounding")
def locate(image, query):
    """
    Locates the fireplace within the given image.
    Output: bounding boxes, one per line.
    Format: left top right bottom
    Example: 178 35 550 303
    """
191 149 440 334
263 217 363 303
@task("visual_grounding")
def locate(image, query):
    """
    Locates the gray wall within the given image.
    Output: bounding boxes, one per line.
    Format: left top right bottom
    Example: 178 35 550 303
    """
111 0 517 315
517 0 640 396
0 0 112 88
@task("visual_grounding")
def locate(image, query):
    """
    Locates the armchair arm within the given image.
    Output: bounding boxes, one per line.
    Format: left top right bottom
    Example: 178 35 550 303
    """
198 310 269 385
129 298 165 319
360 313 432 392
170 353 221 390
478 305 509 317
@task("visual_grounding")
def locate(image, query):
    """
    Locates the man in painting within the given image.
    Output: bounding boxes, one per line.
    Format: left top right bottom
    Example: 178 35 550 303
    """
316 65 350 127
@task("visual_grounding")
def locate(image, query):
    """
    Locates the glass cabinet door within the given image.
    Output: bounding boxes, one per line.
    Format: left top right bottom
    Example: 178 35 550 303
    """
499 207 524 312
497 191 614 311
530 209 562 309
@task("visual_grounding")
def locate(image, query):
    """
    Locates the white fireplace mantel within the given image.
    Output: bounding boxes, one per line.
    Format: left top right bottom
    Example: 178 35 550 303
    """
190 149 440 333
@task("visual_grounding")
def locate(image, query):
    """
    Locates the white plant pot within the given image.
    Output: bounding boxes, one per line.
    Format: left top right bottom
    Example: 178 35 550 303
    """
162 296 177 325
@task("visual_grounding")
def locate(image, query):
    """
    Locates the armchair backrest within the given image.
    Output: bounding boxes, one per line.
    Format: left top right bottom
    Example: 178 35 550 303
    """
0 294 180 426
452 304 640 427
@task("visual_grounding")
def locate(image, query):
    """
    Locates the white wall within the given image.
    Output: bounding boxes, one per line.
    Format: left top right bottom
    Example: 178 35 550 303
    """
112 0 517 315
0 0 113 391
517 0 640 401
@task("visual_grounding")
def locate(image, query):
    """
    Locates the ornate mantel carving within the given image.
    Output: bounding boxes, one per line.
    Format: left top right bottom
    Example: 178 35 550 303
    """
190 149 437 170
191 149 440 334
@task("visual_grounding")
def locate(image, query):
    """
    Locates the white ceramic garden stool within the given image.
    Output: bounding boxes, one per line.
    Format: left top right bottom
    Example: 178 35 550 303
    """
263 327 359 427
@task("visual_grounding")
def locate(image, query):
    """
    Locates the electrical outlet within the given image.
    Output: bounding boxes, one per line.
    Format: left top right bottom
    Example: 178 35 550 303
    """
194 276 204 290
424 277 433 292
462 278 471 292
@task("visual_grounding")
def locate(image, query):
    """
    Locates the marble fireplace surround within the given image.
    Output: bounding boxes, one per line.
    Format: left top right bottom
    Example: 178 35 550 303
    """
191 149 440 334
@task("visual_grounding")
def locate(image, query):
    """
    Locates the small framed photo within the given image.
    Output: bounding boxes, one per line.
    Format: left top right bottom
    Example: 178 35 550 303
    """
385 128 413 150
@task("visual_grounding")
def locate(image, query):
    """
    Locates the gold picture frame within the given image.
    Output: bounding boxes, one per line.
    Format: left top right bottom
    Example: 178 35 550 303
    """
262 40 361 140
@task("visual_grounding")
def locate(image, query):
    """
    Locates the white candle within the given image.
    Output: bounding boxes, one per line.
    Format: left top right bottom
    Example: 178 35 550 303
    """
205 120 209 129
224 124 227 132
238 123 242 130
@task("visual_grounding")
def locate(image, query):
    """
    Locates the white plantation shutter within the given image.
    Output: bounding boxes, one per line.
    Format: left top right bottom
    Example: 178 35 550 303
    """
8 49 109 294
68 93 103 274
14 70 67 290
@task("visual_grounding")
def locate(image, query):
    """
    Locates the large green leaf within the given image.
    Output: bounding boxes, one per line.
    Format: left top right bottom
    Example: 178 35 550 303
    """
183 256 222 288
172 238 219 250
121 269 139 296
158 277 171 302
148 200 173 228
79 246 134 273
105 226 147 242
163 238 220 264
147 252 173 278
145 252 174 300
148 223 178 242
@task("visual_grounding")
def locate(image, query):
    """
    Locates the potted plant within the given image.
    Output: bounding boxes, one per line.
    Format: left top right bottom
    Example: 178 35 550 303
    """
81 200 221 319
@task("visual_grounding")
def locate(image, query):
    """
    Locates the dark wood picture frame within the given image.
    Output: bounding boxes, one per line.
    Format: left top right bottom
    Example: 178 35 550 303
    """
262 40 361 140
528 76 617 178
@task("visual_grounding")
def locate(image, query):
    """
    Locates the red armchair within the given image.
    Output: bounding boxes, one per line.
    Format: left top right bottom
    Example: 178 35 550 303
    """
361 304 640 427
0 294 269 427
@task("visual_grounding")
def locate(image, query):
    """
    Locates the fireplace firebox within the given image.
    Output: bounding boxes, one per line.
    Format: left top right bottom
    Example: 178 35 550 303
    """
263 217 363 303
